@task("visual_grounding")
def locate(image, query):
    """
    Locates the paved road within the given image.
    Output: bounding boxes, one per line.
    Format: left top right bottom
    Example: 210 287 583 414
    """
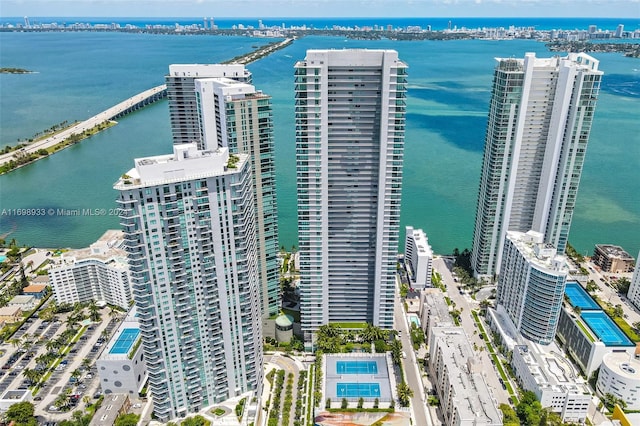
395 293 432 426
433 257 510 406
582 260 640 325
0 85 166 167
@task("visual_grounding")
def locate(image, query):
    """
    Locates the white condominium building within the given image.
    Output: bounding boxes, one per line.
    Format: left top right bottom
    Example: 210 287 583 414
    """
294 49 407 345
428 327 502 426
404 226 433 289
512 343 591 423
497 230 568 345
472 53 603 278
626 251 640 310
114 144 262 422
195 77 280 316
48 230 131 309
166 64 252 148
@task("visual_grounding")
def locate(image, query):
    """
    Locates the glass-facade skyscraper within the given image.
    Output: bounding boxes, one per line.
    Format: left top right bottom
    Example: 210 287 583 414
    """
115 145 262 421
472 53 603 279
294 49 408 345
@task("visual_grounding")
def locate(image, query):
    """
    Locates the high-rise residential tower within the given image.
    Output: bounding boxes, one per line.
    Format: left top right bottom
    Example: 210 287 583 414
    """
404 226 433 289
472 52 603 279
165 64 252 148
195 77 280 316
166 63 280 317
496 230 568 345
114 144 262 421
294 49 408 345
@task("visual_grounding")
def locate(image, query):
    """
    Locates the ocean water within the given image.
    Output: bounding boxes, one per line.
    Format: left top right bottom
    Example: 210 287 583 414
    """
0 28 638 257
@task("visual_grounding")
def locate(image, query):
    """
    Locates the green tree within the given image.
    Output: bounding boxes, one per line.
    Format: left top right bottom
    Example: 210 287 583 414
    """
516 391 542 425
396 382 413 407
180 415 210 426
341 398 348 409
114 413 140 426
88 300 101 322
613 304 624 318
616 277 631 295
390 339 403 365
5 401 37 426
361 323 385 343
498 403 520 426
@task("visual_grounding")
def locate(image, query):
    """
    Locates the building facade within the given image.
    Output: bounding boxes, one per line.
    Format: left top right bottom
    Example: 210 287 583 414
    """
195 77 280 317
596 351 640 410
497 230 568 345
97 307 147 396
472 53 603 278
512 344 591 423
627 251 640 310
592 244 635 273
294 49 407 345
404 226 433 289
114 145 262 421
166 64 252 148
47 230 132 309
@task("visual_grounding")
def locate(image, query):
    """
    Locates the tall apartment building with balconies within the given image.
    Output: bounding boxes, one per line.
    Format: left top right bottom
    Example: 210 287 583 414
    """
166 64 279 317
195 77 280 316
472 53 603 279
294 49 407 346
166 64 252 148
48 230 131 309
497 230 568 345
114 144 262 421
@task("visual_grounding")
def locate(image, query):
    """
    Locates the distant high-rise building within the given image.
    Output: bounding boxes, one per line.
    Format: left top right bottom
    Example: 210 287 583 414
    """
471 52 603 278
294 49 408 345
404 226 433 289
195 77 280 316
615 24 624 38
115 145 262 421
496 230 568 345
165 64 252 148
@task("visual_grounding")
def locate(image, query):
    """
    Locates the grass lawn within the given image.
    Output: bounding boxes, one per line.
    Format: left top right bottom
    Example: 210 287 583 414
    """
576 319 596 343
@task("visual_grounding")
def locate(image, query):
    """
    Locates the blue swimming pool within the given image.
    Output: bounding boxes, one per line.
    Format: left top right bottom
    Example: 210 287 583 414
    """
565 282 600 310
336 360 378 375
0 255 6 263
581 311 633 346
336 383 381 398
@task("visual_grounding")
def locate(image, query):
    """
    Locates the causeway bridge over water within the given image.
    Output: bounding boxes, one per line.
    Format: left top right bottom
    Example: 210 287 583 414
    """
0 37 293 170
0 84 167 168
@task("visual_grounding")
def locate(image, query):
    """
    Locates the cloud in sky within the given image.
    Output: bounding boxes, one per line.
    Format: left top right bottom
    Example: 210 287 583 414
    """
1 0 638 18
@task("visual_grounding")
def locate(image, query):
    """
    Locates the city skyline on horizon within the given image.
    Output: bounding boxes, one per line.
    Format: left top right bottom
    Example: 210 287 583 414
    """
2 0 639 19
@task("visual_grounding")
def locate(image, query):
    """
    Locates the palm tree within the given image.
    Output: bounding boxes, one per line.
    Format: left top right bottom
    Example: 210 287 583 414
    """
9 337 21 348
71 368 82 382
390 339 403 365
361 323 385 343
81 358 92 370
88 300 101 322
396 382 414 407
317 324 341 339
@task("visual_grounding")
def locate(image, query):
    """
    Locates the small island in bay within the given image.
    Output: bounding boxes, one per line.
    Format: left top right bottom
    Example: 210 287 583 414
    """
0 67 34 74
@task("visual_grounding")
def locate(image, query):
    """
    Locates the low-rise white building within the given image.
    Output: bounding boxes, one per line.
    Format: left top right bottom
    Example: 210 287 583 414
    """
596 350 640 410
418 288 453 337
428 326 502 426
0 389 31 412
404 226 433 289
48 230 131 309
511 342 591 423
97 307 146 396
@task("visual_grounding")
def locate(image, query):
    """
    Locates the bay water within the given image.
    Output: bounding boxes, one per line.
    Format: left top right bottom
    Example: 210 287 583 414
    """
0 27 638 257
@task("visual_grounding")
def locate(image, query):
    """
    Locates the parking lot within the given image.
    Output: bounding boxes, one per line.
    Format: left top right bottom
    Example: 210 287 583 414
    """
0 301 123 422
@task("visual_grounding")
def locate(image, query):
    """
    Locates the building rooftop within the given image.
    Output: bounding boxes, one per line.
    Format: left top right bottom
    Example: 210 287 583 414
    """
506 230 568 274
9 295 35 305
514 340 590 395
23 284 47 293
601 351 640 380
595 244 634 261
167 63 249 78
114 145 248 189
50 230 127 268
89 393 129 426
431 327 502 424
100 307 141 360
420 289 453 328
406 226 433 256
0 306 21 316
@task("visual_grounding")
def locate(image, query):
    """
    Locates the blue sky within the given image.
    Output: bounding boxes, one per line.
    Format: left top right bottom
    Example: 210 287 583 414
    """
1 0 639 18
